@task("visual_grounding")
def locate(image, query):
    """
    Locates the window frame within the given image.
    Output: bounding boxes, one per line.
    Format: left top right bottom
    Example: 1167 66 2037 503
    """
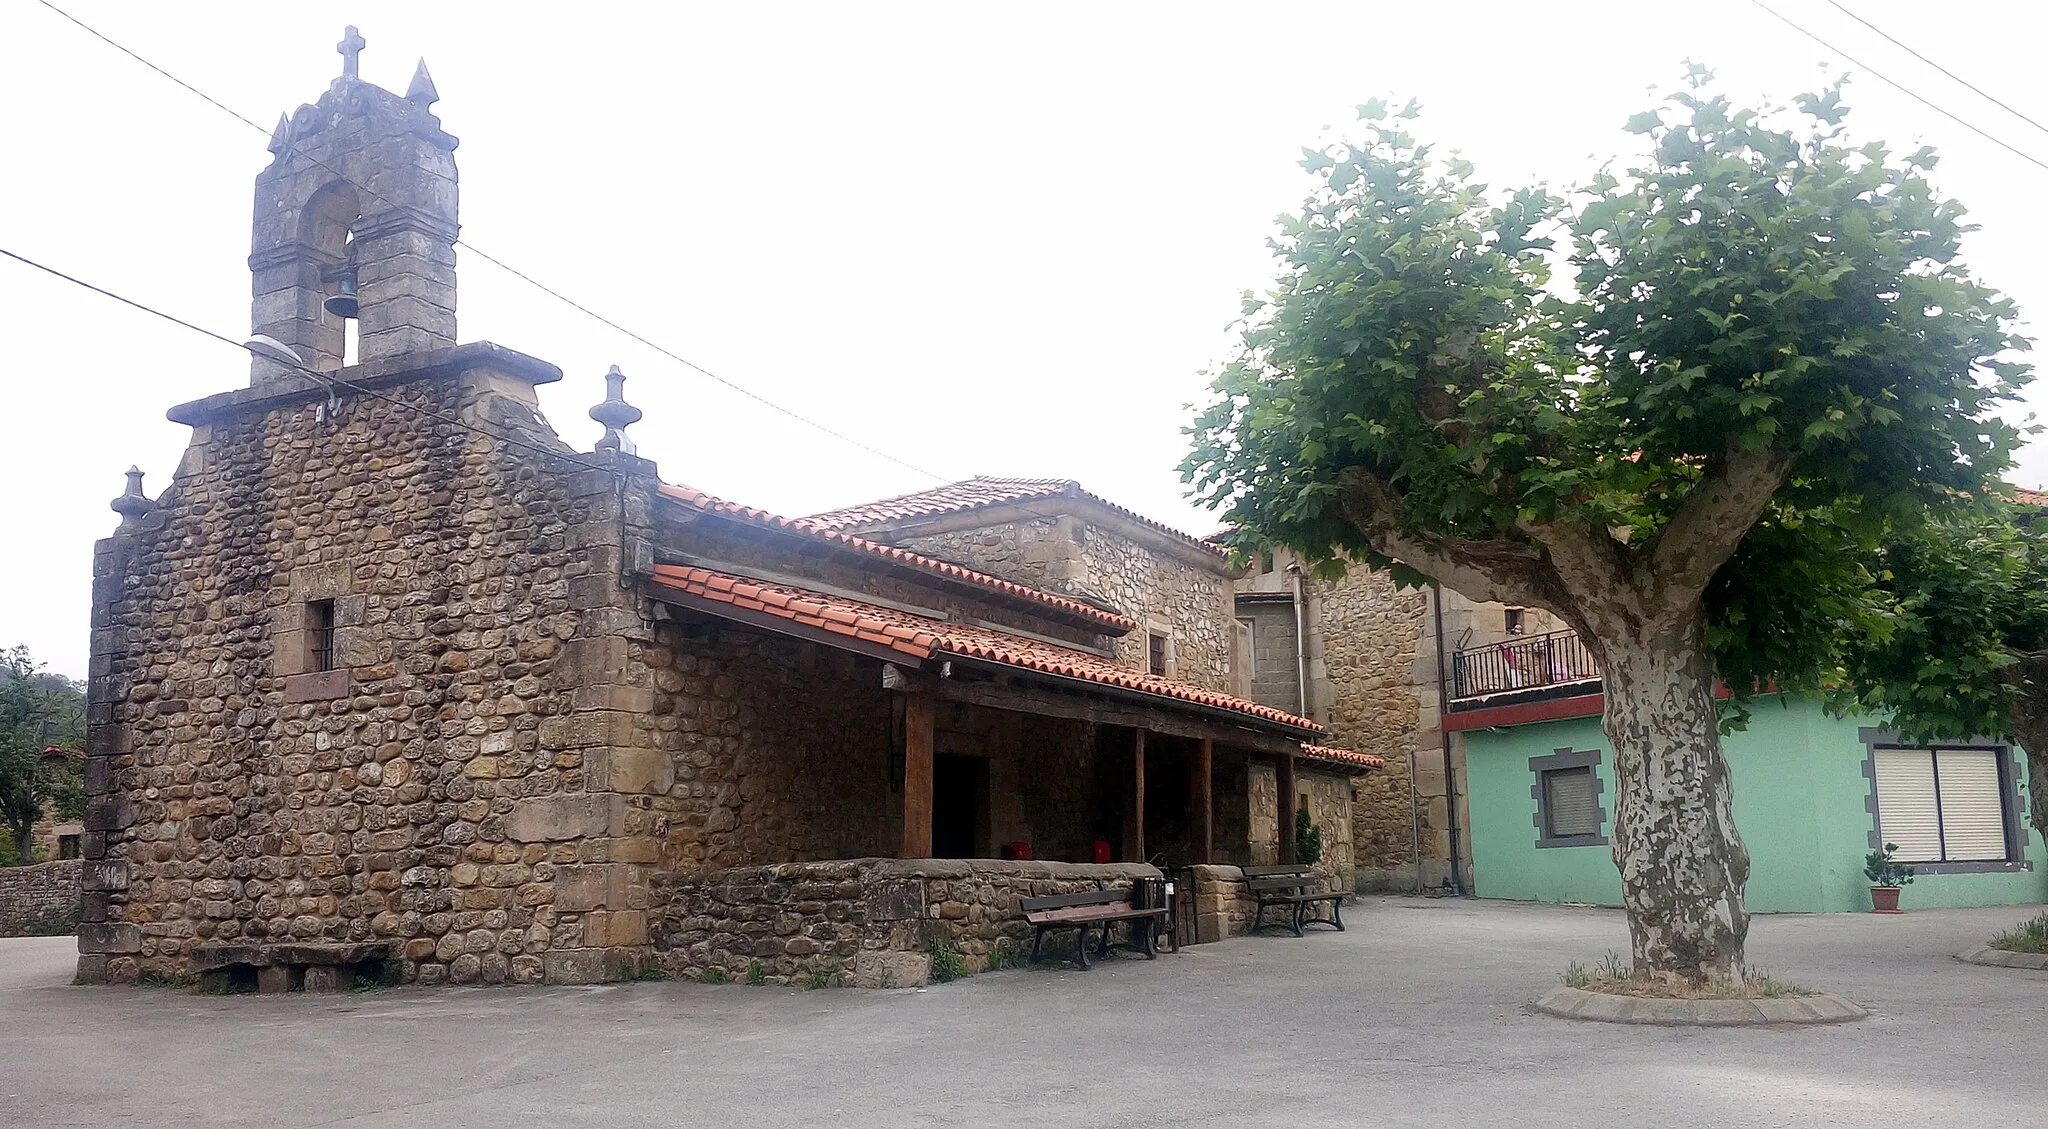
1147 632 1168 677
1861 729 2029 875
307 598 337 673
1528 746 1608 848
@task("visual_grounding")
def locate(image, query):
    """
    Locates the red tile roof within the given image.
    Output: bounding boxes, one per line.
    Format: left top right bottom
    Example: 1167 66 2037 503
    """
1299 744 1385 772
2013 488 2048 508
649 563 1320 734
657 483 1137 634
805 476 1228 557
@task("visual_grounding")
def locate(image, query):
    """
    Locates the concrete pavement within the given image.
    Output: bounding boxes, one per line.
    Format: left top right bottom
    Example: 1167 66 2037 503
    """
3 897 2044 1127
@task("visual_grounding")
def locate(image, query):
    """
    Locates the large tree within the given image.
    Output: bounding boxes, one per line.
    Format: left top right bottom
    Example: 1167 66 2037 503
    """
0 646 86 864
1184 76 2030 979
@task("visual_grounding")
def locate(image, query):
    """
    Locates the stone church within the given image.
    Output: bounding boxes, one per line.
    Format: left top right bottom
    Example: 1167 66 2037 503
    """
75 33 1377 989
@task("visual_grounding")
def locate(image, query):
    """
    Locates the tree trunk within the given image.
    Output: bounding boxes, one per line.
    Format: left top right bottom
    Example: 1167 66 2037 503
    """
12 825 30 864
2003 670 2048 841
1597 614 1751 982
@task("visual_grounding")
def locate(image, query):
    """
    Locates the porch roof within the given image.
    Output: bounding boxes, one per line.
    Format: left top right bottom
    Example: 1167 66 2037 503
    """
648 563 1321 736
1300 744 1385 772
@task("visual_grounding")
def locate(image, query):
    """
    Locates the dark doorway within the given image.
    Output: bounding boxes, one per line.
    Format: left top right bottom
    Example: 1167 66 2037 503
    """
932 754 989 859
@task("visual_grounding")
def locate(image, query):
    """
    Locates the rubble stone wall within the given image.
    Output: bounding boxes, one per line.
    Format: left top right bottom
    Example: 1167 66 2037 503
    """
653 857 1161 986
80 358 665 987
0 860 81 936
892 518 1237 692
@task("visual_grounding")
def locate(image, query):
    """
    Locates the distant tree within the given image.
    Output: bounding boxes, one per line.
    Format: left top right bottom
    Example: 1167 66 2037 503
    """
0 646 86 863
1184 73 2030 980
1830 506 2048 838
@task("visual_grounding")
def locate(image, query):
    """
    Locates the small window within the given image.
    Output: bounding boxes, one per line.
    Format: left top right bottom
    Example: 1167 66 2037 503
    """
1874 747 2012 864
307 599 337 673
1260 551 1276 574
1530 747 1607 847
58 834 81 860
1504 607 1526 635
1148 633 1168 676
1542 767 1599 838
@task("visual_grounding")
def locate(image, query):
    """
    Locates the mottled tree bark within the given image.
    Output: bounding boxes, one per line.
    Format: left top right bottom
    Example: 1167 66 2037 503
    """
1595 616 1751 980
2001 663 2048 841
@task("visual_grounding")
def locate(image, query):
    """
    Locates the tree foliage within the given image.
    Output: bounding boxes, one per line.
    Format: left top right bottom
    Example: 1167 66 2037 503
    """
1184 74 2027 687
0 645 86 865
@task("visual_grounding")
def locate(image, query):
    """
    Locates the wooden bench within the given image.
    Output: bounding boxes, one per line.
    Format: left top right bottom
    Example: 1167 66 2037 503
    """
1244 865 1346 937
1021 888 1168 969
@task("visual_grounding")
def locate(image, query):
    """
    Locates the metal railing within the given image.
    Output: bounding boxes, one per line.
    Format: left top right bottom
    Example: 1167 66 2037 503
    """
1450 629 1599 702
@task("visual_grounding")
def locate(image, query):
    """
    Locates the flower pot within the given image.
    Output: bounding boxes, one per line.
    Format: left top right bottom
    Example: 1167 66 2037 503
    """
1870 885 1903 914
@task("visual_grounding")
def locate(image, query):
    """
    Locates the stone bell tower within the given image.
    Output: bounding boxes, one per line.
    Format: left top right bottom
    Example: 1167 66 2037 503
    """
248 26 457 382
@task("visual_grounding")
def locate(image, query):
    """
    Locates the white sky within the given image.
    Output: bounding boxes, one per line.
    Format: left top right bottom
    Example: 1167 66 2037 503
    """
4 1 2047 677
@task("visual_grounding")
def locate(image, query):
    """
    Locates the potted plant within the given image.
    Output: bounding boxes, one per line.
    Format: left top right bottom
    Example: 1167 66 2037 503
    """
1863 842 1916 913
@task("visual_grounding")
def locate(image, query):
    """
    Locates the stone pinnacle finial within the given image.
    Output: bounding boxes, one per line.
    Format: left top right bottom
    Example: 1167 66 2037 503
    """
110 466 152 529
589 365 643 456
267 113 291 159
337 26 366 81
406 59 440 108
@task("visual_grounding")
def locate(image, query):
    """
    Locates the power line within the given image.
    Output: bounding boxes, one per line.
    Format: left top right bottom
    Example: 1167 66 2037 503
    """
1746 0 2048 173
1822 0 2048 140
29 0 949 484
0 245 607 473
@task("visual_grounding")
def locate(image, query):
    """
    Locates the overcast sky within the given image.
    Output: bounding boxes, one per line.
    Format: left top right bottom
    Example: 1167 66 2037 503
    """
4 1 2046 677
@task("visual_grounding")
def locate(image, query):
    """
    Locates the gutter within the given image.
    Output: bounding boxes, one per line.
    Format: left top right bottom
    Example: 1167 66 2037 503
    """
1432 584 1466 896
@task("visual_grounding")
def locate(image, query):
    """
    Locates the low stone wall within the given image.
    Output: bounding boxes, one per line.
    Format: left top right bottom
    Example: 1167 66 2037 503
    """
653 858 1160 987
1189 863 1351 941
0 860 82 937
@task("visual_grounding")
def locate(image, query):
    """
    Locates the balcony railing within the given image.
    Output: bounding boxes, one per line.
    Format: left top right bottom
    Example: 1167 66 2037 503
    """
1450 629 1600 703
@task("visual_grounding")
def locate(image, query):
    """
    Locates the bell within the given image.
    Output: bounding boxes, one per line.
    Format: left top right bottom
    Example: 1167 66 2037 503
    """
323 268 359 319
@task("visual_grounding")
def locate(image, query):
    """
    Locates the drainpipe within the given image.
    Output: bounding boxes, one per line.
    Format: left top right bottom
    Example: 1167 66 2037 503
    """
1431 585 1465 896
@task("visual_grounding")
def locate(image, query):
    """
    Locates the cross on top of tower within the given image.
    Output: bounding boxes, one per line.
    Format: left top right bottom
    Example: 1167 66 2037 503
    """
337 26 365 80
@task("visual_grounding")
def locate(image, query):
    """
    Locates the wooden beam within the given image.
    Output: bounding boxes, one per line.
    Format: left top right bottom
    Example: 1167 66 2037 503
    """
1131 729 1146 864
1194 737 1213 864
1277 751 1297 865
902 687 934 858
932 674 1308 755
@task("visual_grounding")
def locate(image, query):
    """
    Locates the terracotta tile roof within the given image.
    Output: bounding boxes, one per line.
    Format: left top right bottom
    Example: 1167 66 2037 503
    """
2013 488 2048 508
657 483 1137 633
649 563 1321 734
1299 744 1385 772
805 476 1228 557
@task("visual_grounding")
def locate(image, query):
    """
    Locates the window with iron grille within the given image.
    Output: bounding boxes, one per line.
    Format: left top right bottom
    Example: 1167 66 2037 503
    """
1148 633 1167 676
307 599 337 673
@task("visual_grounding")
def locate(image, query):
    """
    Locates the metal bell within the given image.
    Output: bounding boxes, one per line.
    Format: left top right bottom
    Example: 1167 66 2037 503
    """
323 267 359 319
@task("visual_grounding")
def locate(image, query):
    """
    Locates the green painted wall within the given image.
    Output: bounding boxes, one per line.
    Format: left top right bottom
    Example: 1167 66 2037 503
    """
1463 697 2048 913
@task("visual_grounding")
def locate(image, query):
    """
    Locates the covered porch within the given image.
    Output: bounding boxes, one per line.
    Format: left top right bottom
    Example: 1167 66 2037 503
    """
642 564 1348 983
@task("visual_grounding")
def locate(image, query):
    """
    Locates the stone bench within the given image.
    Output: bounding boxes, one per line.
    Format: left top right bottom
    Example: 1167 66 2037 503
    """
194 942 393 994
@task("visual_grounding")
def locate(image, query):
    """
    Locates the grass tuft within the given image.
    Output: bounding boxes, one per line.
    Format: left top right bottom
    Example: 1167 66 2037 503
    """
1988 912 2048 954
1559 949 1818 999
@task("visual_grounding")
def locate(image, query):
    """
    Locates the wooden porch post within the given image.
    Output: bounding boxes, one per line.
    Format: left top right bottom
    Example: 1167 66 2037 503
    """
902 687 934 858
1193 737 1213 864
1130 728 1146 863
1277 750 1297 864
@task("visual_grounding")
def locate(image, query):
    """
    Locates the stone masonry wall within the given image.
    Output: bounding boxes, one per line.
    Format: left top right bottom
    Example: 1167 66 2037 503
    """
653 857 1160 986
1246 762 1356 890
81 355 667 986
0 861 81 936
894 518 1237 692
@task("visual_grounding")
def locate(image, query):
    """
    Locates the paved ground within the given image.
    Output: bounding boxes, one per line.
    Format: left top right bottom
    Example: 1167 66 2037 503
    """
3 898 2044 1127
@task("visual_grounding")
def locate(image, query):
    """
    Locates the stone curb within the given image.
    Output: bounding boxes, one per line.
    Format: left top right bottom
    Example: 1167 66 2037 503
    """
1954 946 2048 970
1530 985 1868 1026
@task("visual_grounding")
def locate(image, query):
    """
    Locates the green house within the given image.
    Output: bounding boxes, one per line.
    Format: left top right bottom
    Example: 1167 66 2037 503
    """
1449 644 2046 913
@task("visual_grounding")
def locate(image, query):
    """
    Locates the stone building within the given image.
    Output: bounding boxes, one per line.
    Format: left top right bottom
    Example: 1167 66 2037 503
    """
1233 546 1574 893
74 33 1379 990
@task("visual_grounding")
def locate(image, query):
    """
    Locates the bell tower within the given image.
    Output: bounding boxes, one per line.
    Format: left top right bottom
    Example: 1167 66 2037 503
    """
248 27 458 383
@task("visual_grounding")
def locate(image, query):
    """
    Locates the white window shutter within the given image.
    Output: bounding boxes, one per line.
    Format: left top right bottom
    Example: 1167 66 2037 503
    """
1873 749 1942 863
1936 749 2008 861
